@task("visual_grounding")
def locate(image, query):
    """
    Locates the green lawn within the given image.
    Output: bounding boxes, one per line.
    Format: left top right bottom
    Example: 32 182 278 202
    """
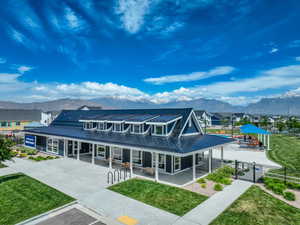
210 185 300 225
108 178 208 216
0 173 75 225
0 162 7 168
267 135 300 177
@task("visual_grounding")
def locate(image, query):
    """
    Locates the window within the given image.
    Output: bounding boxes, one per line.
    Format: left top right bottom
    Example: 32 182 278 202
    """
158 154 165 170
154 125 165 135
114 123 122 132
196 153 204 165
7 122 12 127
113 147 122 161
98 122 106 130
97 145 106 158
174 156 181 171
132 124 141 133
0 122 7 127
47 138 59 154
16 121 21 126
132 150 142 165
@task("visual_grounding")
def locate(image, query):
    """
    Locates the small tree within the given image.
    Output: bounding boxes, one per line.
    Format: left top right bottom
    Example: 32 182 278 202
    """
0 138 13 162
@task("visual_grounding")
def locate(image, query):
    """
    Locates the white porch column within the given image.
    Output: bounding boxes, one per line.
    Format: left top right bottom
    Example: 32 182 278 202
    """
267 135 270 150
221 146 224 166
264 134 267 147
109 146 112 169
72 141 75 156
130 149 133 176
155 152 159 182
193 153 196 181
63 139 67 158
208 149 212 173
77 141 80 160
92 144 95 165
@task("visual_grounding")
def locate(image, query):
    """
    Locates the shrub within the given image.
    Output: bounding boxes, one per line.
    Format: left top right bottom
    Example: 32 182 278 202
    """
206 166 234 185
10 151 18 157
264 178 287 195
27 149 37 155
287 182 300 190
221 178 232 185
19 153 27 158
283 191 296 201
198 178 206 184
214 183 223 191
201 183 207 188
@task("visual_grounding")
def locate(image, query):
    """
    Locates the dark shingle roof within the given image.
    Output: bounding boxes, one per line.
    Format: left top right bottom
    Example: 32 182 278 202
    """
27 126 233 154
0 109 41 121
52 108 193 133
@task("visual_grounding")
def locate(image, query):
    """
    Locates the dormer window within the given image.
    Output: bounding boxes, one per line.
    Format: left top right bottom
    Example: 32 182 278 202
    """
98 122 106 131
130 124 142 134
113 123 123 132
84 122 95 130
153 125 166 135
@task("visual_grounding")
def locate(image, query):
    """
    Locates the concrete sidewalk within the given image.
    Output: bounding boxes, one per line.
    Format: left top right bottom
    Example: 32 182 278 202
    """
173 180 252 225
0 165 17 176
4 158 179 225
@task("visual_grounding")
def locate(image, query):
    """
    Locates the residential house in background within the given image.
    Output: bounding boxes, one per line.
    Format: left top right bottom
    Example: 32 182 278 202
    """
194 110 212 127
0 109 46 133
24 108 232 185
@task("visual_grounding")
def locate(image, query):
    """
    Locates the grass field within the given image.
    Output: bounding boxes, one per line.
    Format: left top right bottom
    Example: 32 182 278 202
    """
267 135 300 177
210 185 300 225
108 178 208 216
0 173 75 225
0 162 7 168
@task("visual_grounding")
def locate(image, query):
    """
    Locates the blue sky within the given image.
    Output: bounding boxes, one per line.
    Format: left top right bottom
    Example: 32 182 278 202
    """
0 0 300 105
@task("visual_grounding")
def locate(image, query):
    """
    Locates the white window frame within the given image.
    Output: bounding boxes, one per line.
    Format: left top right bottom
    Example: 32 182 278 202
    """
47 138 59 154
152 125 166 136
113 123 123 132
174 156 181 172
98 122 106 131
112 147 122 161
97 145 106 158
132 150 142 165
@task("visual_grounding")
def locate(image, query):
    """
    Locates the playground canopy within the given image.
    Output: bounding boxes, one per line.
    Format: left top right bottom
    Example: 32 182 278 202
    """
240 124 271 135
239 124 271 150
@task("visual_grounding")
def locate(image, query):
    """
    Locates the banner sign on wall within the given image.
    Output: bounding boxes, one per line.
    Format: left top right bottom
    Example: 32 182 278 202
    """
25 135 36 148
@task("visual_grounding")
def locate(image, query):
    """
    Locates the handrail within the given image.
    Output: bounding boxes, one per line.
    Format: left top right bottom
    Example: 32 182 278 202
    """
107 171 113 184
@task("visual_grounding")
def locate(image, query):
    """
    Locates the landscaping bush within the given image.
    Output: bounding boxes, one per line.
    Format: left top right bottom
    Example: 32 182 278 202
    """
27 149 37 155
19 153 27 158
287 182 300 190
283 191 296 201
214 183 223 191
10 151 18 157
198 178 206 184
263 177 287 195
201 183 207 188
206 166 234 185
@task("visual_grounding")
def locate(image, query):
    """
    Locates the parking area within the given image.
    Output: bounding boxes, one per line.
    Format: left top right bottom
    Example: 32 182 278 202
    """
26 204 110 225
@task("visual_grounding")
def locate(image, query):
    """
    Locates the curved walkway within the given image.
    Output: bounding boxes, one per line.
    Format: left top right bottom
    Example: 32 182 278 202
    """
173 180 252 225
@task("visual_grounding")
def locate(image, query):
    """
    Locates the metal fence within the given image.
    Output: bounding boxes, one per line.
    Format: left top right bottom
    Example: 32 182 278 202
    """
225 160 300 184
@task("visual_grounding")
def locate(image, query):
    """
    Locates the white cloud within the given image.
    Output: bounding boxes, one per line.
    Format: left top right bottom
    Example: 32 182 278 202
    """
144 66 235 85
115 0 151 33
296 56 300 61
65 7 83 30
269 48 278 54
0 58 6 64
0 73 21 83
289 40 300 48
17 66 34 74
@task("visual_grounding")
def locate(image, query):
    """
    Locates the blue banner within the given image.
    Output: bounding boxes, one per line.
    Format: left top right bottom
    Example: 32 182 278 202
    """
25 135 36 148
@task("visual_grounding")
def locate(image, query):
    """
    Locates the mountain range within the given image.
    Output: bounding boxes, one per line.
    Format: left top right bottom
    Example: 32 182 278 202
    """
0 96 299 115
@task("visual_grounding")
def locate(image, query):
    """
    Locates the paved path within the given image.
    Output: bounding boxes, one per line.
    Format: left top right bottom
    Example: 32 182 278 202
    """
4 158 179 225
213 142 280 167
0 165 17 176
173 180 252 225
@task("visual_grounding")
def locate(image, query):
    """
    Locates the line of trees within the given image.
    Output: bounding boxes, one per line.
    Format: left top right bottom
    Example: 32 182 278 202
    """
0 137 14 163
